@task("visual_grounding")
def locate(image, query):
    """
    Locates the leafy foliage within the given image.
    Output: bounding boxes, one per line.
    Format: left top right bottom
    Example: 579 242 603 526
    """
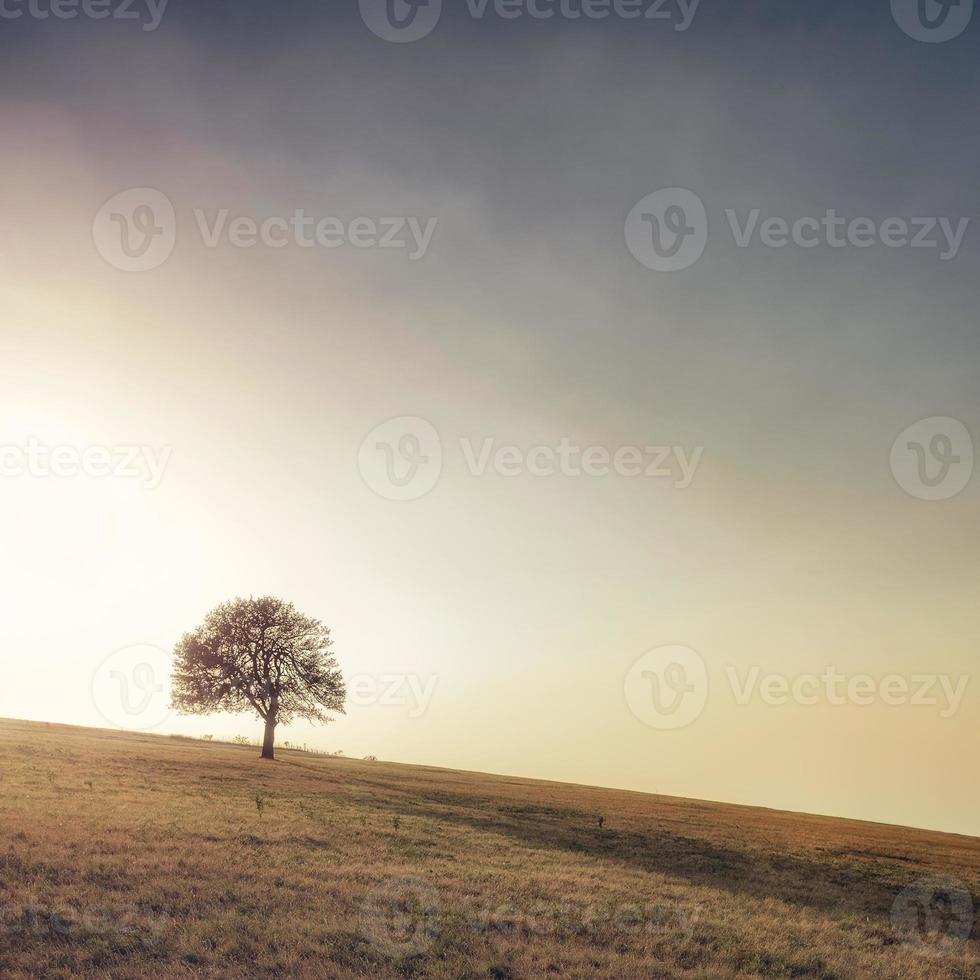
171 596 346 727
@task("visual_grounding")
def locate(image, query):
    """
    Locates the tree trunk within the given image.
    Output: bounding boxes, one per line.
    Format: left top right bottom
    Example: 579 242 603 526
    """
261 716 276 760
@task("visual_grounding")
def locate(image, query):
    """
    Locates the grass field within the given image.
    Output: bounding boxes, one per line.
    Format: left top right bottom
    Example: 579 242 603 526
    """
0 718 977 978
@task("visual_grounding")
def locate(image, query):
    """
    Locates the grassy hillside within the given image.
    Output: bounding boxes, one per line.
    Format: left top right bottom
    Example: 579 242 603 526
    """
0 718 977 978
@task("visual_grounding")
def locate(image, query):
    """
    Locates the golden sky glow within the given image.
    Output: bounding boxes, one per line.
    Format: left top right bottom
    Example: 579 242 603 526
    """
1 13 978 838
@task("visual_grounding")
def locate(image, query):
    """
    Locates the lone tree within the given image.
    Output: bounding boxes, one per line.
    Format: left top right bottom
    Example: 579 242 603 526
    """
171 596 345 760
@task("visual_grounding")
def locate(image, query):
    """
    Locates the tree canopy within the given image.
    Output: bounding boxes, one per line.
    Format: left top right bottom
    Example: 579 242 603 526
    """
171 596 345 759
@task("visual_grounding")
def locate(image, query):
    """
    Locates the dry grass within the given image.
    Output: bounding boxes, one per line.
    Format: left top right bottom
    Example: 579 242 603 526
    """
0 718 977 978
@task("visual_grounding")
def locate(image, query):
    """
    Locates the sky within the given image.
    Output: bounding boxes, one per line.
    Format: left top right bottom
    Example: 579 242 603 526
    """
0 0 978 837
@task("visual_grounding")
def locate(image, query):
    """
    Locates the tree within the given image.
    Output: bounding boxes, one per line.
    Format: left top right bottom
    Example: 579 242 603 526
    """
171 596 345 760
